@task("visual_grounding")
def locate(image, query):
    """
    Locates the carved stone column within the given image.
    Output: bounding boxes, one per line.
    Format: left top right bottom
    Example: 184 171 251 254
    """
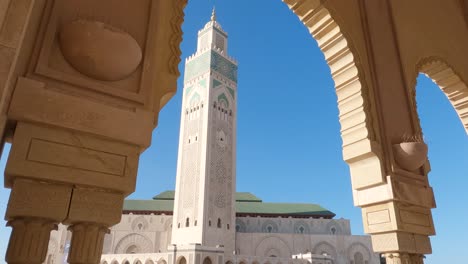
4 179 72 264
67 224 109 264
64 188 123 264
1 0 187 264
6 219 57 264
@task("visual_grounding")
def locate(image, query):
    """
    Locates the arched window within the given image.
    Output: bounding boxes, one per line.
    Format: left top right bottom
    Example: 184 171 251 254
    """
227 224 230 230
178 223 181 228
330 227 336 234
267 225 273 233
217 218 222 228
194 220 197 226
178 257 187 264
208 220 212 226
203 257 212 264
354 252 364 264
299 226 305 234
186 218 190 227
126 245 138 254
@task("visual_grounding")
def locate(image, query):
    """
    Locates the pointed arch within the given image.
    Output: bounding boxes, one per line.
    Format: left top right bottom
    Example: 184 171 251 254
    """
347 242 372 263
312 241 337 261
114 233 153 254
177 256 187 264
255 236 292 258
418 58 468 135
203 257 212 264
217 93 229 108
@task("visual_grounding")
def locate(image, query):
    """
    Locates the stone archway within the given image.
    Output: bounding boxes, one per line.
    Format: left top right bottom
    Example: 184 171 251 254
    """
203 257 212 264
4 0 468 263
313 241 337 261
177 256 187 264
255 236 292 258
418 58 468 135
114 233 153 254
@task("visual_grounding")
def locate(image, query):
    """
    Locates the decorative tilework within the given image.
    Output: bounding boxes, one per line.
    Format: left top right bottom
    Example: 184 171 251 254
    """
218 93 229 108
211 52 238 82
227 87 235 99
184 85 193 96
184 51 237 83
198 79 207 88
213 79 223 88
190 92 201 104
184 52 211 83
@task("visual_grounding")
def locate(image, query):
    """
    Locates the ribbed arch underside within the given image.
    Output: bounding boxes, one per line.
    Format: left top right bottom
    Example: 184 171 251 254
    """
420 60 468 135
283 0 374 160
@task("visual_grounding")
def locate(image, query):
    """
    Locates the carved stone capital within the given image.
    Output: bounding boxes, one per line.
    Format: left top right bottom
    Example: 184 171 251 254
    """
5 178 72 221
65 188 124 226
371 231 432 254
5 218 58 264
67 223 110 264
384 253 424 264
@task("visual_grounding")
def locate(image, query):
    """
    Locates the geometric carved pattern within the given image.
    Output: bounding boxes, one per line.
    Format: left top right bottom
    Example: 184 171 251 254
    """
255 236 292 258
114 233 153 254
293 220 310 234
131 216 149 231
347 242 371 262
325 220 343 235
312 241 337 260
261 220 279 233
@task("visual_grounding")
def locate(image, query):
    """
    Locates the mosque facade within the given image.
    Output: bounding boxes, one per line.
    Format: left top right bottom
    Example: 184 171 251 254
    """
45 10 379 264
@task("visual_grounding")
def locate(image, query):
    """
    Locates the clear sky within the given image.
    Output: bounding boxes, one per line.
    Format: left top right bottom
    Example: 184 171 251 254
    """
1 1 467 263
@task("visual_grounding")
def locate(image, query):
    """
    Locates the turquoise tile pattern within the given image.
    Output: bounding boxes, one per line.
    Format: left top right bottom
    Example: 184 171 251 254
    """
184 51 238 83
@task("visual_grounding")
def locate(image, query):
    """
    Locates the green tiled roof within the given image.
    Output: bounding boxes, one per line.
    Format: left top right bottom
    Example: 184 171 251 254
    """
236 202 334 217
152 191 262 202
124 199 174 212
153 191 176 200
234 192 262 202
126 191 334 218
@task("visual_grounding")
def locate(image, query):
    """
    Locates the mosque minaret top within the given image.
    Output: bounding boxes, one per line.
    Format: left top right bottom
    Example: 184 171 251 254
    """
211 7 216 21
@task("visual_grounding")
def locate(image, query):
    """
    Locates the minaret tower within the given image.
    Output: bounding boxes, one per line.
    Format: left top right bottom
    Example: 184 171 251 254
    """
171 8 238 259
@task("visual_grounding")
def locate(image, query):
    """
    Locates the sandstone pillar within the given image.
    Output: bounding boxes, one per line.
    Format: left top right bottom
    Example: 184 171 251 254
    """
283 0 436 262
4 179 72 264
6 220 57 264
67 224 110 264
1 0 186 263
64 188 123 264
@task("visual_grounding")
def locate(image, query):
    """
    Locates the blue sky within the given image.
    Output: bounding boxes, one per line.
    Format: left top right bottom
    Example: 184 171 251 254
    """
1 1 468 263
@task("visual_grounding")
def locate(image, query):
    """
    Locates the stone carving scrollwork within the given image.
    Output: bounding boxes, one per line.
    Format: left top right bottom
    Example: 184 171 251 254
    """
169 0 188 75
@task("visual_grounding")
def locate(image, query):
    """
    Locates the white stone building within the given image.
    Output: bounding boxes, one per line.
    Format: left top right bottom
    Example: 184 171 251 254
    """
45 10 379 264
